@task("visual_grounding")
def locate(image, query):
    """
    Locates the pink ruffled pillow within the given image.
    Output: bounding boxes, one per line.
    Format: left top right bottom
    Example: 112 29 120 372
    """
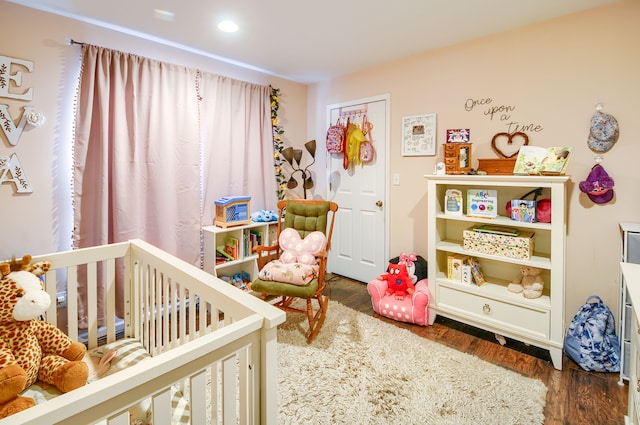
279 228 327 265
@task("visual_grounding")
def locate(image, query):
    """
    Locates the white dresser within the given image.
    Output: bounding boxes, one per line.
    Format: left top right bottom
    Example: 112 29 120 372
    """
622 261 640 424
620 222 640 384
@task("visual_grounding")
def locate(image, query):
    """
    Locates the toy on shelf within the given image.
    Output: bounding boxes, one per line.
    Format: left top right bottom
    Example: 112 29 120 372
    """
250 210 278 222
214 196 251 228
219 271 251 292
508 265 545 299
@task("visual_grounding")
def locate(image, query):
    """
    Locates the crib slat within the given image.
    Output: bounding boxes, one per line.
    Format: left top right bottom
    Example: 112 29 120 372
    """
144 263 154 353
210 362 221 424
162 276 170 351
66 266 79 342
105 257 117 343
86 261 98 348
43 268 59 328
168 281 177 347
154 269 162 353
178 283 187 344
239 346 251 424
190 370 208 424
223 354 238 425
152 389 172 425
189 290 197 342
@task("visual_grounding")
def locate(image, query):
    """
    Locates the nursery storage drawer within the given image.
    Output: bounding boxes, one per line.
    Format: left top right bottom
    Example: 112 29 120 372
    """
463 227 535 260
437 285 550 339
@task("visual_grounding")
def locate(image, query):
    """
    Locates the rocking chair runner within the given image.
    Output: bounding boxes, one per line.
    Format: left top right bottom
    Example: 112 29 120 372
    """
250 199 338 342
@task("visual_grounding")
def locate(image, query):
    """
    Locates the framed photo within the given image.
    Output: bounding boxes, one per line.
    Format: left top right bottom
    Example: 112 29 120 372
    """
446 129 470 143
402 113 437 156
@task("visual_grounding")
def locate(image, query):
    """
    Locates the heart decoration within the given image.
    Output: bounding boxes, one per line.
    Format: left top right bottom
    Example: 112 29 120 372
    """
279 227 327 265
491 132 529 158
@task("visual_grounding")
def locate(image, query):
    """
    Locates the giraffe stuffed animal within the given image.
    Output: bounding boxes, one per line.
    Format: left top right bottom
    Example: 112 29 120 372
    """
0 255 89 418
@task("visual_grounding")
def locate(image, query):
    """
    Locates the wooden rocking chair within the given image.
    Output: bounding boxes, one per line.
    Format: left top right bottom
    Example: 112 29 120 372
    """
250 199 338 342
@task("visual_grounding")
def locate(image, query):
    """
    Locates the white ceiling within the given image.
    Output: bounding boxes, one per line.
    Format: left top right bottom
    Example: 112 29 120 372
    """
8 0 620 84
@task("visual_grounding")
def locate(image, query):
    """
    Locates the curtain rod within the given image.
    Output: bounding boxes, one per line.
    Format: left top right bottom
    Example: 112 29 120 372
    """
65 38 85 46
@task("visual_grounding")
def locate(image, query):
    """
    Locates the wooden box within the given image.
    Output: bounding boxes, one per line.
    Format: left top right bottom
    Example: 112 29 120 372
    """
477 158 516 175
443 143 472 174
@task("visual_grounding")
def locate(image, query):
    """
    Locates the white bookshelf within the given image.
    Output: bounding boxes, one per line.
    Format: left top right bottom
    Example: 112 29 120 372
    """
425 174 569 370
202 221 278 281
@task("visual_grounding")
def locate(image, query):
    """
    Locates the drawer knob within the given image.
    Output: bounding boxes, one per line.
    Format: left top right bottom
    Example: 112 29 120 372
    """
637 379 640 393
483 304 491 314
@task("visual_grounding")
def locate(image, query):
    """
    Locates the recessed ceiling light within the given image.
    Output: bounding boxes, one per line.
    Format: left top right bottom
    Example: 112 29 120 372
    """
218 20 239 33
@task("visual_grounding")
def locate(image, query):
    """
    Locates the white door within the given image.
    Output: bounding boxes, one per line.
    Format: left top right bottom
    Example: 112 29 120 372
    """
327 95 389 283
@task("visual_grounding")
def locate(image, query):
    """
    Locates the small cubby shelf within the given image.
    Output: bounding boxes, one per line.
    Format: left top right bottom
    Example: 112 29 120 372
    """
425 174 569 370
202 221 279 281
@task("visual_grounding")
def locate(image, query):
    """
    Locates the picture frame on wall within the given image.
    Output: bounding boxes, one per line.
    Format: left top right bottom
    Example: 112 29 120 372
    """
402 113 437 156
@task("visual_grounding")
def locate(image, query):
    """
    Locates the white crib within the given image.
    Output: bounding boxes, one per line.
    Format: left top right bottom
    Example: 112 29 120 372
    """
3 239 285 425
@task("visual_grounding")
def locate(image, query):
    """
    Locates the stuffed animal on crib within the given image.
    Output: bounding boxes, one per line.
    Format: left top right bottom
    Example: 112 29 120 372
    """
507 265 545 299
0 255 89 418
379 263 415 300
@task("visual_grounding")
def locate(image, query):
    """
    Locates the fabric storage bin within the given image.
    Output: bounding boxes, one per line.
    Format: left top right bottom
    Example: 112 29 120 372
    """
463 227 535 260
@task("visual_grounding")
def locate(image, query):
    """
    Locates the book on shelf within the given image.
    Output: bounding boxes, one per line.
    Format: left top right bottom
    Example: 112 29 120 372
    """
510 199 536 223
243 231 250 256
472 224 520 236
466 189 497 218
512 146 573 175
467 257 485 286
249 229 264 252
447 254 486 286
447 254 470 282
216 246 234 261
225 236 239 260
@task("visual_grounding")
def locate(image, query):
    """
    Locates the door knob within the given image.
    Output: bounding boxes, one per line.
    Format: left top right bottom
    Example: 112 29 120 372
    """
376 200 383 207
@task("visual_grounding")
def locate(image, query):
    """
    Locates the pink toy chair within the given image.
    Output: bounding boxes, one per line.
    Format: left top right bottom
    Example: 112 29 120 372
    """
367 255 431 326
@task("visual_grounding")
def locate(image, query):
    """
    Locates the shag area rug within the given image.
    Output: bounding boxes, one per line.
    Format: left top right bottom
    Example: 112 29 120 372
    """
277 300 547 425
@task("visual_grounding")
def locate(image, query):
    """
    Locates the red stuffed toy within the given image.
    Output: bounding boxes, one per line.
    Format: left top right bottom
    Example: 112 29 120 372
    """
379 263 415 300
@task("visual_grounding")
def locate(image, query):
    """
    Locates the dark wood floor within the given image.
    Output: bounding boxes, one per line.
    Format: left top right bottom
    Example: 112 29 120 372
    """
323 274 628 425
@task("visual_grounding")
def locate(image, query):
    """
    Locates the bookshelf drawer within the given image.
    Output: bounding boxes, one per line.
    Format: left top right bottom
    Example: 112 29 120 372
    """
437 285 550 339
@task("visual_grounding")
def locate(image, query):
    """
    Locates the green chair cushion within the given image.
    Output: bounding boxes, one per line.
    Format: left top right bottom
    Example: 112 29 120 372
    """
283 201 330 238
251 277 319 298
251 201 329 299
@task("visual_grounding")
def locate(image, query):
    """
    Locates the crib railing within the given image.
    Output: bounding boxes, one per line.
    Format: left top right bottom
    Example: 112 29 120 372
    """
7 239 286 425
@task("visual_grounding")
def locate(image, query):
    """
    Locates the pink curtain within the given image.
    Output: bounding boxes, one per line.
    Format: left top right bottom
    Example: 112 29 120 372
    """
73 45 276 326
74 45 201 258
199 73 278 223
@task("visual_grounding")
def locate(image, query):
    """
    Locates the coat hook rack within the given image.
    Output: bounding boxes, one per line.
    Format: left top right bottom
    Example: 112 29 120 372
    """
339 106 368 118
